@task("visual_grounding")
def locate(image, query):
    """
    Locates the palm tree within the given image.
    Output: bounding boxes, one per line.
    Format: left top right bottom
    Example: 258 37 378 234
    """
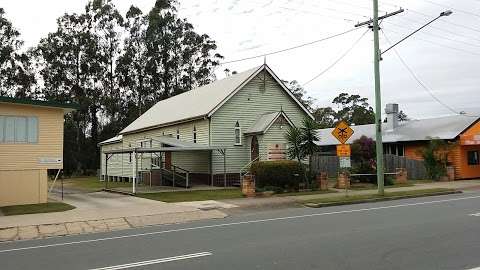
286 117 321 188
285 126 304 162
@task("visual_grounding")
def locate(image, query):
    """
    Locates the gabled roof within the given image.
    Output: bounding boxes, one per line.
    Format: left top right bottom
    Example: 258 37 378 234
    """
0 96 78 113
245 111 294 135
98 135 123 146
315 115 479 146
120 65 313 134
151 136 199 148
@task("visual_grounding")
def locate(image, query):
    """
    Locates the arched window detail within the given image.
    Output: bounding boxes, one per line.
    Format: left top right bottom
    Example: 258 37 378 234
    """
193 125 197 143
234 121 241 146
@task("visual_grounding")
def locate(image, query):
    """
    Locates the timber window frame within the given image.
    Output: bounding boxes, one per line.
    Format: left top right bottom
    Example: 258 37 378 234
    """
467 150 479 166
0 115 38 144
193 125 197 143
234 121 242 146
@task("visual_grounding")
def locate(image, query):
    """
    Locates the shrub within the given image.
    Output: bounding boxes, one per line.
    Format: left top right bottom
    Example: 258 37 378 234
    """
351 136 376 183
419 139 451 181
250 160 304 191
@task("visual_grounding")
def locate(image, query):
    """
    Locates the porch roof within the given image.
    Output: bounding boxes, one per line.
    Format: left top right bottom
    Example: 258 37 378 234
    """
245 111 294 135
103 146 225 154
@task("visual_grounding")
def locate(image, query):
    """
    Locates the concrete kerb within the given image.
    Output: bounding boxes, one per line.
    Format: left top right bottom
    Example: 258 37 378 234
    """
0 210 227 243
304 190 462 208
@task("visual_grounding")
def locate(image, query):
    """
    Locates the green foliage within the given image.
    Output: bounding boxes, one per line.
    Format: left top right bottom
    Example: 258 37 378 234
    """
351 136 376 183
0 1 223 175
0 8 36 97
420 139 451 181
313 93 375 128
300 117 321 156
250 160 305 191
283 80 315 109
285 125 304 162
285 116 320 161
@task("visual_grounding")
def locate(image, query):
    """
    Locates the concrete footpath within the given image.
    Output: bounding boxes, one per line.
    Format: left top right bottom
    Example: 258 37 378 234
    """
220 180 480 209
1 180 479 242
0 192 226 242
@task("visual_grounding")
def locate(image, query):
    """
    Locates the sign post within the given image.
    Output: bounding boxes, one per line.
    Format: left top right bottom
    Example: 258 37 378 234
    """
331 121 354 145
332 121 354 195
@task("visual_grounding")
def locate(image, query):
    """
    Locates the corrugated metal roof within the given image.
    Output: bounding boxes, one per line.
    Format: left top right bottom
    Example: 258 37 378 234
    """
120 66 263 134
152 136 199 148
0 96 78 113
315 115 478 146
98 135 123 146
245 111 293 135
104 146 223 154
119 64 314 134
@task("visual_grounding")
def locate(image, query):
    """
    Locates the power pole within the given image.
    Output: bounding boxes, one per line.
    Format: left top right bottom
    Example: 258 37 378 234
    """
355 6 404 195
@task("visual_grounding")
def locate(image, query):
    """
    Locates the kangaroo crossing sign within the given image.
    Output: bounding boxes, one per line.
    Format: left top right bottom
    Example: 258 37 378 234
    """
332 121 354 144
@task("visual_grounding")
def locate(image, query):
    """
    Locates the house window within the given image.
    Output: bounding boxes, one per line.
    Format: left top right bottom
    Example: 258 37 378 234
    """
140 140 151 148
0 115 38 144
234 121 241 145
193 125 197 143
384 144 404 157
176 129 180 140
467 151 479 165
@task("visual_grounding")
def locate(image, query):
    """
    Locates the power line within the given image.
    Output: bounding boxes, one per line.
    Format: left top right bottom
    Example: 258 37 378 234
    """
278 6 355 22
421 0 480 19
303 28 370 86
405 9 480 33
370 0 480 33
219 27 363 65
381 29 468 116
385 27 480 56
385 21 480 48
395 14 480 43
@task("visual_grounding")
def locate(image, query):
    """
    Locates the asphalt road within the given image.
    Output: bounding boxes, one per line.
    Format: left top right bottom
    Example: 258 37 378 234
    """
1 192 480 270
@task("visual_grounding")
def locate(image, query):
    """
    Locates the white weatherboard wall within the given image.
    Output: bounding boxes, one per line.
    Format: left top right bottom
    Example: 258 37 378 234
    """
101 119 210 178
210 70 309 174
100 141 129 178
259 120 289 161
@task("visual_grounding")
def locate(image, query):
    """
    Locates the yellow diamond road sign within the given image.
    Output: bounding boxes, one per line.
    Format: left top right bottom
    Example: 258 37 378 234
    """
332 121 354 144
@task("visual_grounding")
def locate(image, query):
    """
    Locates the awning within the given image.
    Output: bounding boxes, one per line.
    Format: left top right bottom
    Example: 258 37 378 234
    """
244 111 293 135
103 146 225 154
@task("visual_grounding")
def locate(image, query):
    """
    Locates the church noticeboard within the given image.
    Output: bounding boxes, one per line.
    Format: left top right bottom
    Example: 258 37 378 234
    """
268 143 286 160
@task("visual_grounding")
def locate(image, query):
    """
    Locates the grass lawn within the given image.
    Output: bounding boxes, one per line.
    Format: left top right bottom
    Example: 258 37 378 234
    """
275 189 337 197
137 189 244 203
137 188 341 203
0 202 75 216
304 188 455 205
49 176 131 192
347 182 415 190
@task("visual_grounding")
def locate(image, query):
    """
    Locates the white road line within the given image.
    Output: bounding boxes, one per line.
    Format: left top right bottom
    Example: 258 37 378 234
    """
1 194 480 254
465 267 480 270
469 213 480 217
88 252 212 270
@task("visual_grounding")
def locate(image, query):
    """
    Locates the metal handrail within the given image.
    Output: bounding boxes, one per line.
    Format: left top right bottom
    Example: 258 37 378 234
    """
239 156 259 180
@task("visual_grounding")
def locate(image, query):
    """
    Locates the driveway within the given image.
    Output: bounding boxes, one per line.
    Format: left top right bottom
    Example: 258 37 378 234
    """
0 192 216 229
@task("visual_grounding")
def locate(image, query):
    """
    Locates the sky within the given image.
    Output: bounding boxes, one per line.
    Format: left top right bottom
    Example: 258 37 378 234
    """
2 0 480 119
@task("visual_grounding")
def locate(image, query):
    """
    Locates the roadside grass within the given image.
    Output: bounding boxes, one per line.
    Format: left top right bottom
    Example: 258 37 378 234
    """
137 189 244 203
347 182 415 190
137 188 340 202
49 176 130 192
304 188 455 205
0 202 75 216
275 189 337 197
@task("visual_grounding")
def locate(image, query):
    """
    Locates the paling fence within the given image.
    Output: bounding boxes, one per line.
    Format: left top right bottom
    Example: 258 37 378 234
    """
310 154 427 180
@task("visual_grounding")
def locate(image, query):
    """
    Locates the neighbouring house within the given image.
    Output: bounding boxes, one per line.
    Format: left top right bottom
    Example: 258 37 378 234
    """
99 65 313 188
0 97 77 206
315 103 480 180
